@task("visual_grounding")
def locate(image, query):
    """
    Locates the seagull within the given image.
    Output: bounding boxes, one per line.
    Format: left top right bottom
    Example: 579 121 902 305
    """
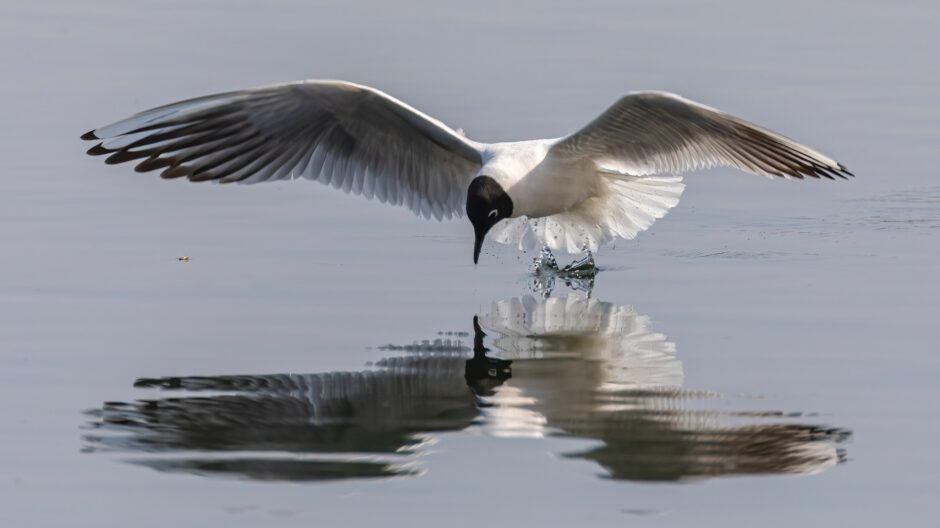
82 80 852 263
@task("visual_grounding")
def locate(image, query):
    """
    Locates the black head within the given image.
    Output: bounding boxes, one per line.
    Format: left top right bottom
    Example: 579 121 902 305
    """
466 176 513 264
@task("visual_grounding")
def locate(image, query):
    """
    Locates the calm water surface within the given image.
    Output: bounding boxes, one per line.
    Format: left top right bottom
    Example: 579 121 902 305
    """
1 1 938 526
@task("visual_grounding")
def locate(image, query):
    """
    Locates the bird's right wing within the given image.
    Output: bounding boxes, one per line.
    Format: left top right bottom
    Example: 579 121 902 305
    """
82 80 484 220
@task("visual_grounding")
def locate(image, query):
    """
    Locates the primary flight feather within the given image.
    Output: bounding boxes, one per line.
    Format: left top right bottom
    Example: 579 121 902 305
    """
82 80 851 263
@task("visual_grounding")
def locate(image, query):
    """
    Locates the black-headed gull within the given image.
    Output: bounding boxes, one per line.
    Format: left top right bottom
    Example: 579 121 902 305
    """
82 80 852 263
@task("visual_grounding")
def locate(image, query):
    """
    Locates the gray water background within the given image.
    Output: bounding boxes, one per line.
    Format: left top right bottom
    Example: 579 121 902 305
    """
1 0 938 526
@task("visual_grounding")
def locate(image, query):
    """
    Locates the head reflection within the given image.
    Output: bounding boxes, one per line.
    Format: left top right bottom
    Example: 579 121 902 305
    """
85 294 849 482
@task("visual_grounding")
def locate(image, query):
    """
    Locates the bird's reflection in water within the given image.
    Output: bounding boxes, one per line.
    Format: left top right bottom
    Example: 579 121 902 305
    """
84 295 849 483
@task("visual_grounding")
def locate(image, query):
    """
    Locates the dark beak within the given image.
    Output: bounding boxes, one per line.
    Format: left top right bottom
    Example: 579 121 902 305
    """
473 224 486 264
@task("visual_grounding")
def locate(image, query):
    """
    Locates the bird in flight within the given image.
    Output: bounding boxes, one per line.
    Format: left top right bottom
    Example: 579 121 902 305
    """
82 80 851 263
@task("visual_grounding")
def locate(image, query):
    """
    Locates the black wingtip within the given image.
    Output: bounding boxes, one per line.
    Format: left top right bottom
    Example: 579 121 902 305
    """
105 149 150 165
134 156 174 173
161 164 194 180
86 144 110 156
80 130 98 141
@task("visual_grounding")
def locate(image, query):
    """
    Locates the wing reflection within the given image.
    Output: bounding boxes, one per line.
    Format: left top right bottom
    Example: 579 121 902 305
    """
476 296 848 480
84 294 849 483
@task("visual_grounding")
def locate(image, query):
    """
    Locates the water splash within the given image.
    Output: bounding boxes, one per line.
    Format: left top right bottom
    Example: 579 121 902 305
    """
530 247 598 296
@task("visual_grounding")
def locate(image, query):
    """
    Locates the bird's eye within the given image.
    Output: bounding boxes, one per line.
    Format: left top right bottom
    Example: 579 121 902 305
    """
488 209 499 218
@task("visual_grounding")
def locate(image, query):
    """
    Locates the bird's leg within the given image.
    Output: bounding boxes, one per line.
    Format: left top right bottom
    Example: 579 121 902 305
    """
550 250 596 296
562 250 597 278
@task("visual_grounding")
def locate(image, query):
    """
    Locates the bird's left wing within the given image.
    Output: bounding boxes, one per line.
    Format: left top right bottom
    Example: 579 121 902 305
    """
82 80 484 220
548 91 851 180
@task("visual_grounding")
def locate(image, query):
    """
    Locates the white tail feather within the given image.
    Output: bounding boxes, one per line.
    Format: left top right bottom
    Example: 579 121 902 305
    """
490 174 684 253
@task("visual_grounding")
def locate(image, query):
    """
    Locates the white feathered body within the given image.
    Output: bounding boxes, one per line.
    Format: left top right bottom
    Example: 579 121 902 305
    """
482 140 685 253
482 140 593 218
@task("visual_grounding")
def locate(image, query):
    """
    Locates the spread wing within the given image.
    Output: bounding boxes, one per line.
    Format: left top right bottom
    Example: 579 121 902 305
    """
549 91 852 180
82 80 484 220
